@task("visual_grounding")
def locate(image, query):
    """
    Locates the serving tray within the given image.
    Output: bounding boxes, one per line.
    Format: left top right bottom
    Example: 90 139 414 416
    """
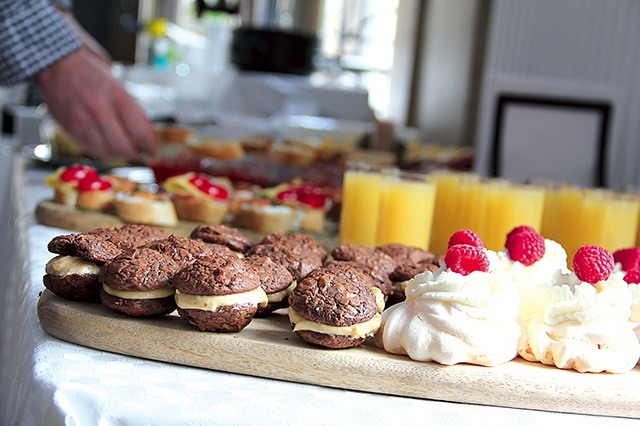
37 289 640 419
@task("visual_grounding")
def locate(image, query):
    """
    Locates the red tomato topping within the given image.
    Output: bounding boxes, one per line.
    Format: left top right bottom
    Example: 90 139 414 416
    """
276 184 326 209
60 165 99 182
78 176 112 191
189 174 229 200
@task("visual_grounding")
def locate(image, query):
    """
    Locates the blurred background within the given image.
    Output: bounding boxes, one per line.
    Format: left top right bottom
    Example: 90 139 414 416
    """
3 0 640 190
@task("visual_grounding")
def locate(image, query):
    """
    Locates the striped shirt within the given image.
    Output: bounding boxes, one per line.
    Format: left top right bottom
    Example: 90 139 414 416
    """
0 0 81 85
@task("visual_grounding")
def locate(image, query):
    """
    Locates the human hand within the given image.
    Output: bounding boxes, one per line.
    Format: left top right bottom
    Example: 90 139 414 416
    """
35 47 158 161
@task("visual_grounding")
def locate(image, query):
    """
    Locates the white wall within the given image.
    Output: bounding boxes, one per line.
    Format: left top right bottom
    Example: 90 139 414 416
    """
474 0 640 188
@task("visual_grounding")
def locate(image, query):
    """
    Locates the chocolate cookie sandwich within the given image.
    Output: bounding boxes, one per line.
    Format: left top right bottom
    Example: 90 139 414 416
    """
243 255 294 315
376 243 440 306
330 244 397 299
258 232 328 264
142 234 229 268
189 224 255 255
288 267 385 349
172 255 268 332
99 247 181 317
44 225 170 302
247 236 323 283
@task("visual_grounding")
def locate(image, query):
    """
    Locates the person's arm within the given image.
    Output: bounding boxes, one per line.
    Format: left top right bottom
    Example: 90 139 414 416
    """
0 0 157 160
0 0 81 86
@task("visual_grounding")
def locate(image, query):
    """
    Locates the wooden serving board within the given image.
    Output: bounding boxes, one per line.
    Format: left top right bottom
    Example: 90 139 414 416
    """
37 289 640 419
35 199 339 250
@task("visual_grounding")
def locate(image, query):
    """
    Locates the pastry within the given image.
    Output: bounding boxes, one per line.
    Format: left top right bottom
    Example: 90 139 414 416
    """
243 255 294 315
75 174 116 212
172 255 268 332
260 181 330 233
518 245 640 373
163 172 232 224
99 247 180 317
141 234 227 268
231 198 296 234
288 266 385 349
187 136 246 160
45 164 100 207
114 190 178 227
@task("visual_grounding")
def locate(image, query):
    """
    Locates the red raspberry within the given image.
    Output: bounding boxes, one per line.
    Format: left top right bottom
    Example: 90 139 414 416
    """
612 247 640 271
444 244 490 276
572 245 614 284
505 230 545 266
623 269 640 284
448 230 484 249
505 225 537 247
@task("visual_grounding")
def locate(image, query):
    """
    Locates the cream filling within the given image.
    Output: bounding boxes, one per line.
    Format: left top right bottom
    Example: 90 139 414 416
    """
102 284 175 300
266 281 297 304
175 287 268 311
289 309 382 339
45 255 101 276
289 287 384 338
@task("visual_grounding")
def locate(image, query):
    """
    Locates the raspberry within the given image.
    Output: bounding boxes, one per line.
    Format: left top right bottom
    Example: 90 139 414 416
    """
448 230 484 249
612 247 640 271
505 225 537 247
572 245 614 284
505 230 545 266
444 244 490 276
623 269 640 284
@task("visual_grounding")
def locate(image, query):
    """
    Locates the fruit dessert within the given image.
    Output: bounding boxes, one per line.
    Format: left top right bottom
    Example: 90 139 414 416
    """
288 266 385 349
45 164 116 211
518 245 640 373
163 172 233 224
374 234 521 366
497 226 569 294
261 180 332 233
613 247 640 348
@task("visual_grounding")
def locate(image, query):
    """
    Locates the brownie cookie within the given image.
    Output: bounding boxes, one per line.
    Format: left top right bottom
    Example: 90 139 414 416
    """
172 255 268 332
247 243 320 282
288 268 385 349
48 224 170 264
319 260 377 289
190 224 255 254
258 232 328 263
243 255 294 315
99 247 181 317
330 244 397 297
376 243 437 266
387 261 441 307
141 234 228 268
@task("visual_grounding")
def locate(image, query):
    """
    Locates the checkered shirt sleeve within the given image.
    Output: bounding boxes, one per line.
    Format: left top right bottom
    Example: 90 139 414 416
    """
0 0 82 85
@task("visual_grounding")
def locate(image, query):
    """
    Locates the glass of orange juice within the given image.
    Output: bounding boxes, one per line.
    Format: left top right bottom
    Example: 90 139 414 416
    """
339 162 389 247
427 170 480 254
376 170 437 250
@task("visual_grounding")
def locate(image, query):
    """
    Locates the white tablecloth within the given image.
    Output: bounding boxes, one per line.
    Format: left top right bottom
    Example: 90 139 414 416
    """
1 154 638 425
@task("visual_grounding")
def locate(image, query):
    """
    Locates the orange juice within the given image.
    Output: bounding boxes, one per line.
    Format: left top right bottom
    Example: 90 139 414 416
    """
481 180 545 251
579 189 639 254
376 171 436 250
427 171 479 254
339 164 384 247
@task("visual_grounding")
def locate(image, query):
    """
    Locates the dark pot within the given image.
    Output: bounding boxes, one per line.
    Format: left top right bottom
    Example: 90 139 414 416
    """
231 27 319 76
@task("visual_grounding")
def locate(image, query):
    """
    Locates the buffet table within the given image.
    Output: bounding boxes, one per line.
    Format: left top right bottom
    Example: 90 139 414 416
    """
1 151 638 425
